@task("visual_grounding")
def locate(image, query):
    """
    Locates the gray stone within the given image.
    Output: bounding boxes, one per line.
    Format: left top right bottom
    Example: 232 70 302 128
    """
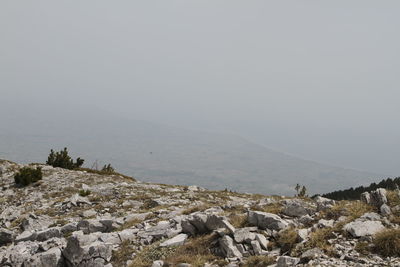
152 260 164 267
0 228 15 246
61 222 78 235
277 256 300 267
36 228 61 242
219 235 243 258
248 210 289 231
233 228 256 244
314 196 335 211
282 200 315 217
24 247 64 267
301 248 323 260
98 232 122 245
316 219 334 228
62 231 113 267
69 194 91 207
118 228 138 242
250 240 263 255
360 192 371 205
344 220 385 237
205 214 235 234
297 228 310 242
160 233 188 247
380 204 391 216
359 212 381 221
255 233 269 250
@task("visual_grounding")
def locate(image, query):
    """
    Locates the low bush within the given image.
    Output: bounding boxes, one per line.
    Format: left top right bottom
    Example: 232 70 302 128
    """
14 167 43 186
373 228 400 257
79 189 91 197
46 147 84 169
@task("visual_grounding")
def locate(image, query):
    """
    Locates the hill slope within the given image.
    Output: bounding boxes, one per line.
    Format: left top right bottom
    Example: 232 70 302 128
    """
0 160 399 266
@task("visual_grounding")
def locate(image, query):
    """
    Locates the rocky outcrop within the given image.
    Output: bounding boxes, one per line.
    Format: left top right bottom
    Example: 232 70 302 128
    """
0 228 15 246
182 212 235 236
248 210 289 231
1 160 400 267
62 231 113 267
344 219 385 237
282 199 316 217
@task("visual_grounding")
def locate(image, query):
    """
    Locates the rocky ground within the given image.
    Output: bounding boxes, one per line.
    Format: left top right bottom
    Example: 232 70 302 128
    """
1 159 400 267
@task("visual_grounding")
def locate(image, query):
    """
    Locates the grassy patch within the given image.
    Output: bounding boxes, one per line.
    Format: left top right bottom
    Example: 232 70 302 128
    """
79 189 91 197
387 190 400 208
182 204 213 215
250 202 283 214
301 227 334 254
78 167 136 182
242 255 276 267
228 213 248 228
373 228 400 257
129 234 224 267
277 227 299 254
163 234 224 267
128 242 177 267
112 241 137 266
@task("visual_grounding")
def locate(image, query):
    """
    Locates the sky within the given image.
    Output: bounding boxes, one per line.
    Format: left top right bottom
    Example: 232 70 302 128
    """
1 1 400 175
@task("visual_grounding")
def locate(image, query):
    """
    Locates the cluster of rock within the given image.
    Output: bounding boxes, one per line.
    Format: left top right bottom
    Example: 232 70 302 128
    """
1 159 400 266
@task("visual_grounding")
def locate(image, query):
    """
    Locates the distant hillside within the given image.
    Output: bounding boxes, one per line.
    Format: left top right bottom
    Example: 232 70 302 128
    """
322 177 400 200
0 111 382 195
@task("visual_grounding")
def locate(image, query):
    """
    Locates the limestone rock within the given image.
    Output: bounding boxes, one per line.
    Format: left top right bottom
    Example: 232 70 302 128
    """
62 231 113 267
380 204 391 216
219 235 243 258
277 256 300 267
160 233 188 247
282 199 316 217
344 220 385 237
0 228 15 246
248 211 289 231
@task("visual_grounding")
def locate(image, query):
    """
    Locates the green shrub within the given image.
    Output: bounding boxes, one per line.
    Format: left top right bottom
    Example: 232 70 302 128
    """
46 147 84 169
14 167 43 186
79 189 91 197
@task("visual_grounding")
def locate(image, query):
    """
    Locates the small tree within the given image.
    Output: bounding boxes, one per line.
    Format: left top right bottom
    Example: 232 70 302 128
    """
295 183 301 196
14 167 42 186
299 185 307 197
101 164 115 174
46 147 84 169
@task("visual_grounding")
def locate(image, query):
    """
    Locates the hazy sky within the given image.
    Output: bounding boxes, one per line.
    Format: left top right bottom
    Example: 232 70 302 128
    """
1 1 400 175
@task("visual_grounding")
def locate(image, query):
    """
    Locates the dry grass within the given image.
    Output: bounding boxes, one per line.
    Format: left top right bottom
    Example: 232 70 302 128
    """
373 228 400 257
78 167 136 182
251 202 283 215
242 255 276 267
163 234 224 266
277 227 299 254
129 234 224 267
321 200 373 221
182 204 213 215
118 218 143 231
387 190 400 208
302 227 334 254
111 241 136 266
355 241 371 255
128 242 176 267
228 213 248 228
